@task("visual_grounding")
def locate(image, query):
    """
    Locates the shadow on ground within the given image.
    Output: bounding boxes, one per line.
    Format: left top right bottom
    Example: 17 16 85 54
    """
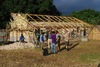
59 42 79 52
98 63 100 67
0 41 14 45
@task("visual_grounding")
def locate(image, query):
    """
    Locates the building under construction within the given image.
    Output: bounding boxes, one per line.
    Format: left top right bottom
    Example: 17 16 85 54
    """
7 13 92 43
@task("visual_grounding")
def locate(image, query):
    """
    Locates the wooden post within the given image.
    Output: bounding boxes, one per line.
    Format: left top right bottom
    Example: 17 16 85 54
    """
3 30 4 41
28 31 30 42
16 30 18 41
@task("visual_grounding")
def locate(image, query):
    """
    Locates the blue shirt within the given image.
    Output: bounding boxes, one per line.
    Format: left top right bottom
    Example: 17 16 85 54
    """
40 35 44 42
19 35 24 41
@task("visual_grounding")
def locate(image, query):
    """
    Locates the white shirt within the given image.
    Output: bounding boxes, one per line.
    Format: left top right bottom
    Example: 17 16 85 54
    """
64 32 69 41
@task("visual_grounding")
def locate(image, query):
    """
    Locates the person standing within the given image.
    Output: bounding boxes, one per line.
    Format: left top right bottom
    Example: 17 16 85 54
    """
47 31 52 48
36 32 40 47
51 31 56 54
40 32 44 48
64 30 70 50
19 34 25 42
56 31 61 50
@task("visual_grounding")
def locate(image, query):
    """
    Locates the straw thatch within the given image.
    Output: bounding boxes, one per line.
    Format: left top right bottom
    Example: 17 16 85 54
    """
88 25 100 40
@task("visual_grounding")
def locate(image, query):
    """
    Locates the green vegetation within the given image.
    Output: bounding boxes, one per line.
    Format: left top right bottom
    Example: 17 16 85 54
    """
0 0 61 29
71 9 100 25
1 0 100 29
0 40 100 67
75 53 100 63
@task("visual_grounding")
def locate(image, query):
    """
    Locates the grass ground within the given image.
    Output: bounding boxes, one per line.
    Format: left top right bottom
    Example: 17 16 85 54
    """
0 40 100 67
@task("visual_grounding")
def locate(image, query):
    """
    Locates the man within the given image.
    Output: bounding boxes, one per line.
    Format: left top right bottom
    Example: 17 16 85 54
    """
51 31 56 54
19 34 25 42
64 30 70 50
40 32 44 48
56 31 61 50
36 32 40 47
47 31 52 48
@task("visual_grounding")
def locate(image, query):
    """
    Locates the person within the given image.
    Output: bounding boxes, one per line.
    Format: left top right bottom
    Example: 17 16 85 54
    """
36 32 40 47
64 30 70 50
51 31 56 54
40 32 44 48
56 31 61 50
19 34 25 42
47 31 52 48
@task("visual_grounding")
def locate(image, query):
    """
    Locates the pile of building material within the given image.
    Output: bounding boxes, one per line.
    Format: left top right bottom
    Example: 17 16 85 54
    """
0 42 35 50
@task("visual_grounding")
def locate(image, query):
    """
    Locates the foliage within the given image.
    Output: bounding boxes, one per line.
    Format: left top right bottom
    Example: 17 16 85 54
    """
0 0 61 29
71 9 100 25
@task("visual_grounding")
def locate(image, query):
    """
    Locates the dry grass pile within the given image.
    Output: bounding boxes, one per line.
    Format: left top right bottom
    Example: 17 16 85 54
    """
0 42 35 50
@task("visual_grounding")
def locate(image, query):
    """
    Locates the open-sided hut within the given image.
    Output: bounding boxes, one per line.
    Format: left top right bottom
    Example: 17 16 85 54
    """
7 13 92 43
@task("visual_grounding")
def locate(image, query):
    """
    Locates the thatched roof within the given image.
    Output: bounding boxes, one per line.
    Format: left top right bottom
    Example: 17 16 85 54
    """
8 13 92 31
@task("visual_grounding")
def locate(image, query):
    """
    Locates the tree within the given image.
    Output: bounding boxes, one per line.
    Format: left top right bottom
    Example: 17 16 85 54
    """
71 9 100 25
38 0 61 15
0 0 10 29
0 0 61 29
